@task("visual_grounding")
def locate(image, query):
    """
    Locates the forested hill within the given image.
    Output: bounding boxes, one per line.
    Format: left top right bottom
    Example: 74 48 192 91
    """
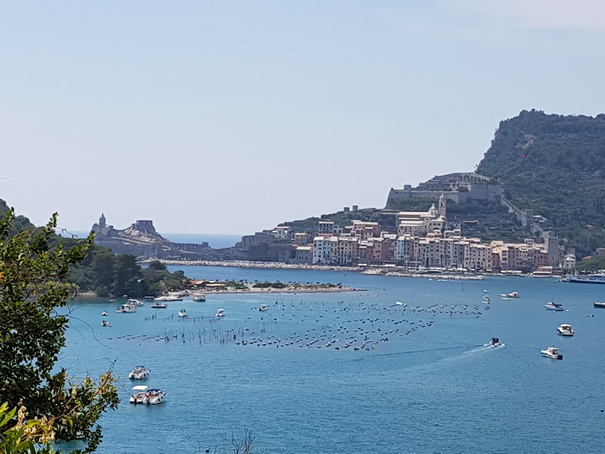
476 110 605 255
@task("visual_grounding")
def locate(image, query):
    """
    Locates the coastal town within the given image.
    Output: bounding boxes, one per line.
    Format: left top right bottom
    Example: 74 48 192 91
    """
240 195 566 274
94 173 576 275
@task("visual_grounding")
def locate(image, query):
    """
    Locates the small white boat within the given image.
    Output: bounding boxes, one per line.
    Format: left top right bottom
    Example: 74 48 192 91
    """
545 302 564 311
143 388 166 405
128 298 144 306
216 308 225 318
151 302 168 309
129 385 149 404
489 337 501 346
541 346 563 359
128 366 150 380
557 324 574 336
192 293 206 302
259 304 269 312
101 320 111 327
116 302 137 313
482 296 490 304
101 311 109 316
500 292 520 298
178 309 187 318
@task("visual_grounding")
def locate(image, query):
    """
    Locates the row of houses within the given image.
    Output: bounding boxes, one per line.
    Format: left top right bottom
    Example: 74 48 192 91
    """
241 218 568 272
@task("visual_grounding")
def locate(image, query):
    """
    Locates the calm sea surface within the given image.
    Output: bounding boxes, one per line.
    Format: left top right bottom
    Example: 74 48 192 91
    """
61 267 605 453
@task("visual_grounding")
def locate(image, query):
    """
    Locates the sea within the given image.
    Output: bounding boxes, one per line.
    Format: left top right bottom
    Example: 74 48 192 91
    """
60 267 605 454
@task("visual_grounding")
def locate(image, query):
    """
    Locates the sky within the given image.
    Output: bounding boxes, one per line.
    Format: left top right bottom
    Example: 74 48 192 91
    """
2 1 605 236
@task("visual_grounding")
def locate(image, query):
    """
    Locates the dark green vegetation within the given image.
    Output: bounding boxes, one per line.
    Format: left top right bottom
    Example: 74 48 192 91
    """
0 201 190 298
283 208 397 232
477 110 605 256
574 255 605 273
0 210 119 453
69 250 189 298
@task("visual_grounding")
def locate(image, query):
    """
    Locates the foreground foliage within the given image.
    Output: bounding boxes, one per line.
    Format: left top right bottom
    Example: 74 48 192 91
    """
0 209 119 452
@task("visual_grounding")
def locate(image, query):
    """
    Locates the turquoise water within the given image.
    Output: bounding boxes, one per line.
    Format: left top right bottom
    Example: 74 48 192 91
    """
62 267 605 453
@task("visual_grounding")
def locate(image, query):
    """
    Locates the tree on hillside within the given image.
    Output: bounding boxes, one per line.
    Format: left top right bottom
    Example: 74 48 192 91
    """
0 209 119 452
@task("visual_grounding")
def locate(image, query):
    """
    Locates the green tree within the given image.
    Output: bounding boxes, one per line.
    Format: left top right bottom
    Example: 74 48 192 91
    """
0 209 119 452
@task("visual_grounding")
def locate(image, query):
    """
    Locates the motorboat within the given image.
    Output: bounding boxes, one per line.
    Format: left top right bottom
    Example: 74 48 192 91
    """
143 388 166 405
545 302 564 311
505 292 520 298
129 385 149 404
482 296 490 304
489 337 501 346
151 302 168 309
557 324 574 336
594 301 605 308
101 320 111 327
178 309 187 317
128 298 144 306
259 304 269 312
541 346 563 360
192 293 206 302
216 308 225 318
101 311 109 316
116 302 137 313
128 366 150 380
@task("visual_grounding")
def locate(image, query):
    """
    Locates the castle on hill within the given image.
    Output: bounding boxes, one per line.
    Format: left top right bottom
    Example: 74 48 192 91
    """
386 172 503 207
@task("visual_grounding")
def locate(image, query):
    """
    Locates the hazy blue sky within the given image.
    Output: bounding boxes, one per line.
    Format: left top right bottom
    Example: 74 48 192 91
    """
2 1 604 235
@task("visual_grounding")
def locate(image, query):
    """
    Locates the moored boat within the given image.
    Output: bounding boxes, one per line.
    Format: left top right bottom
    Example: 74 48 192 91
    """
192 293 206 302
216 308 225 318
259 304 269 311
116 302 137 313
557 324 574 336
594 301 605 308
129 385 149 404
541 346 563 359
545 302 564 311
151 302 168 309
143 388 166 405
178 309 187 317
128 366 150 380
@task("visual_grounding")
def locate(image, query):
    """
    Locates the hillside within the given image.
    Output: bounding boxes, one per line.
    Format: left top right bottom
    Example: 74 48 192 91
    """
477 110 605 256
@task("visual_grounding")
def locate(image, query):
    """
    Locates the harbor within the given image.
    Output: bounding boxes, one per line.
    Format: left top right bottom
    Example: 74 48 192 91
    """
61 265 605 453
